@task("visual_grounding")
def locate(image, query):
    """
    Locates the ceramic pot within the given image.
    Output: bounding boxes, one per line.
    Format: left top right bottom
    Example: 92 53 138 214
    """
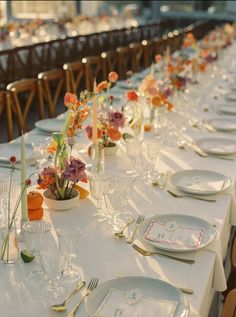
43 189 80 211
103 144 118 156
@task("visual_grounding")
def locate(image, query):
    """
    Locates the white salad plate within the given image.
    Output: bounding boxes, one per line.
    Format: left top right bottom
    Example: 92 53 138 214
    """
195 137 236 155
218 104 236 115
86 276 189 317
137 214 216 252
207 118 236 132
170 169 230 195
0 142 33 163
35 118 65 133
225 92 236 102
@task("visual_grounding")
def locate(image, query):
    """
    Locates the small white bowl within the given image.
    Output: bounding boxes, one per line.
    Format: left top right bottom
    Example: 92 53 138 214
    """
43 189 80 211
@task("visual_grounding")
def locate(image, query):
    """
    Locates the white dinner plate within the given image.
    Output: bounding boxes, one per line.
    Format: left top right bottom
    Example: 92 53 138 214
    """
218 104 236 115
225 92 236 102
137 214 216 252
207 118 236 132
170 169 230 195
195 137 236 155
86 276 189 317
0 143 33 163
35 118 65 133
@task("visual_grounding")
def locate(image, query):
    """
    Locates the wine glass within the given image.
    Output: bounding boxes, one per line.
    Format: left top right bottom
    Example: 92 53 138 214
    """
56 226 81 281
89 175 111 221
41 241 65 298
125 138 143 176
143 139 161 181
23 220 52 278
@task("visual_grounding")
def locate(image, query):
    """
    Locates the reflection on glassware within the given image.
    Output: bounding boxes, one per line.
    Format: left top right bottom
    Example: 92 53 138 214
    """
89 175 110 221
125 138 143 176
31 138 53 170
41 241 65 298
114 175 136 220
0 178 19 225
91 143 105 176
23 220 52 278
143 139 161 181
57 226 81 281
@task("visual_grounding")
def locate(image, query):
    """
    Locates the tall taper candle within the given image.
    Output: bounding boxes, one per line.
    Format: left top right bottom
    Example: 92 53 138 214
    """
165 45 171 79
92 79 98 145
21 132 28 221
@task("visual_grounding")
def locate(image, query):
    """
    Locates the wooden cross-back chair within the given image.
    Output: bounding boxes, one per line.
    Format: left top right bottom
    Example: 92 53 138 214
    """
142 40 155 68
63 60 85 94
38 69 65 118
101 50 118 78
221 289 236 317
82 55 107 91
7 78 44 134
0 91 13 142
129 42 145 73
116 46 132 79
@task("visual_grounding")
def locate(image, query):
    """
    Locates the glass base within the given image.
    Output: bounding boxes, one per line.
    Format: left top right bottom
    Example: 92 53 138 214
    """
63 269 81 281
42 283 64 298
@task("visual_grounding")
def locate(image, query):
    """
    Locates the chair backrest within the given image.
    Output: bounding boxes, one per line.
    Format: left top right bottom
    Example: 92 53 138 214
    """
63 60 85 94
142 40 155 68
103 50 119 75
38 69 65 118
116 46 132 79
0 91 13 142
129 42 145 73
7 78 43 133
221 289 236 317
82 55 107 91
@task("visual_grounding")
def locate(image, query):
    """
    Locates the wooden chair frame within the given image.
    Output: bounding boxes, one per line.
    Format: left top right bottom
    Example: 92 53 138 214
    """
0 91 13 142
63 60 85 94
82 55 107 91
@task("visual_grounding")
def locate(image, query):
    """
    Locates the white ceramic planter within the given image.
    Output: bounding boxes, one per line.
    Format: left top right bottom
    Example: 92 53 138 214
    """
43 189 80 211
103 144 118 156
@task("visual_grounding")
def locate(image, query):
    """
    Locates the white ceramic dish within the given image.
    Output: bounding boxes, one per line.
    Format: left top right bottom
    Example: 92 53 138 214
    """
170 169 230 195
195 137 236 155
207 118 236 132
35 118 65 133
218 104 236 115
225 92 236 102
86 276 189 317
0 143 33 163
137 214 216 252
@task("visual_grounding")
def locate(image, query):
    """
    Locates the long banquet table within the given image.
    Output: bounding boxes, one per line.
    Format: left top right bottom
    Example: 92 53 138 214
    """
1 41 236 317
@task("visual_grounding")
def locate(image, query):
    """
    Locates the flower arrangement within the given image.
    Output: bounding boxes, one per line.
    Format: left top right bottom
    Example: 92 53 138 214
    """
37 92 90 200
1 156 32 263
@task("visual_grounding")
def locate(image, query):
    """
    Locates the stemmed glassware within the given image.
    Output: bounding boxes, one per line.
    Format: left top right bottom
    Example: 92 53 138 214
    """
23 220 52 279
125 138 143 176
89 175 111 221
41 240 65 298
56 226 81 281
143 139 161 181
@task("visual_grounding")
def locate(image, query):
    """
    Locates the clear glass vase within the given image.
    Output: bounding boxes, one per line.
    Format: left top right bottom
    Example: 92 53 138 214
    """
0 224 19 265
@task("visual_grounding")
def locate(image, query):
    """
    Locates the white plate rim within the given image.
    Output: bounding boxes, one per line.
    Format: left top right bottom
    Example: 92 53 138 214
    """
195 137 236 155
218 104 236 115
35 118 64 133
207 118 236 131
86 275 189 317
0 142 33 162
170 169 230 195
137 214 216 253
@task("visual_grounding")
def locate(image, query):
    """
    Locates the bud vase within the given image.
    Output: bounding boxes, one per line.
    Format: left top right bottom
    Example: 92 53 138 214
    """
0 224 19 264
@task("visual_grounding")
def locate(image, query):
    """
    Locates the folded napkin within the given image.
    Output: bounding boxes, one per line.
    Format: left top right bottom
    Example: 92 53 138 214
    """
95 288 177 317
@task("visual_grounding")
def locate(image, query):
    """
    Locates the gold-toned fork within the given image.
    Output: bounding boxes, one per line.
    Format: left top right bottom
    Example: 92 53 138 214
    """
167 189 217 202
67 277 99 317
51 281 85 312
132 244 195 264
126 215 145 244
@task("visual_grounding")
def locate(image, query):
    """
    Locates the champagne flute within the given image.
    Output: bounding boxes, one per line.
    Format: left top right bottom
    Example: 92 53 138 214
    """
125 138 143 176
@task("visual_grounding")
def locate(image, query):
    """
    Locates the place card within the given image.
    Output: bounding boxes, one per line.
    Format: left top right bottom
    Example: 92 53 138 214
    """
95 288 177 317
143 220 204 248
180 176 224 192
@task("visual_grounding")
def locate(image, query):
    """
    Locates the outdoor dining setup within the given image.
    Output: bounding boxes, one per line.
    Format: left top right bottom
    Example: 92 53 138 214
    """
1 9 236 317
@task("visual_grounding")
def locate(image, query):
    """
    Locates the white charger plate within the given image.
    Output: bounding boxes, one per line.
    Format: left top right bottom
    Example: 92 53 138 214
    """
218 104 236 115
35 118 65 133
86 276 189 317
207 118 236 132
0 143 33 163
170 169 230 195
137 214 216 252
195 137 236 155
225 92 236 102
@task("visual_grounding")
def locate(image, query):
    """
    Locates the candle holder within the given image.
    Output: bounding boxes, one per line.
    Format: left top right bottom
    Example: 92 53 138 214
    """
91 143 105 176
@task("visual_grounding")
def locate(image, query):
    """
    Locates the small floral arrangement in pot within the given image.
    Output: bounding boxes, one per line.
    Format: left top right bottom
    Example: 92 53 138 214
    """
37 92 90 201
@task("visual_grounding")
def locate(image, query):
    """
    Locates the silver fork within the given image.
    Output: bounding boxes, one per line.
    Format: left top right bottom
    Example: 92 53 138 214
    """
67 277 99 317
126 215 145 244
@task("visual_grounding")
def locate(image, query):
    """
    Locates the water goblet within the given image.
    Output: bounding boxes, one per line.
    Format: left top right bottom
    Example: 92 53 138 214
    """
41 241 65 298
142 139 161 181
56 226 81 281
23 220 52 279
89 175 111 221
125 138 143 176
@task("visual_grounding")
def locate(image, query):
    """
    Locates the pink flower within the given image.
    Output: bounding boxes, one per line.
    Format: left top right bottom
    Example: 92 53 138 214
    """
108 71 119 83
64 93 78 107
108 111 125 128
85 125 93 140
62 158 87 183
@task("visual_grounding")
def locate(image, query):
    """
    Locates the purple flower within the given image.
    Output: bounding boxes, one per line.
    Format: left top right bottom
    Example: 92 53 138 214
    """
62 158 87 183
108 111 125 129
85 125 92 140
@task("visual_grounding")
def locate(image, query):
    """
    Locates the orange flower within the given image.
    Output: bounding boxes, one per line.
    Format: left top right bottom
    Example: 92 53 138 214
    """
64 93 78 107
147 87 159 97
127 90 139 102
107 127 121 141
47 141 57 154
97 80 109 93
108 71 119 82
199 63 206 72
155 54 162 63
165 101 174 111
151 95 162 107
144 123 152 132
